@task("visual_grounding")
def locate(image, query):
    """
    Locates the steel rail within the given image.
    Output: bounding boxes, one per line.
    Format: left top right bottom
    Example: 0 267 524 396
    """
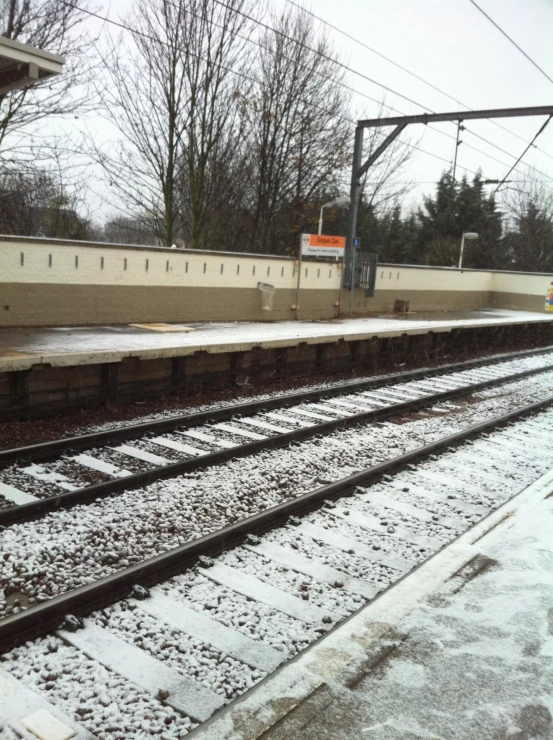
1 361 552 529
1 393 551 654
2 343 553 468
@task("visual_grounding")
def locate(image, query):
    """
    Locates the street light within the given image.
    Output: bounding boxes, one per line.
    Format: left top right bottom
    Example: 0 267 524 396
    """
318 196 350 235
459 231 478 269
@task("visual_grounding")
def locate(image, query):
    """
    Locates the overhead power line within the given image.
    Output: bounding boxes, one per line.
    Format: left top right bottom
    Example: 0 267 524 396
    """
494 116 552 194
58 1 259 85
61 1 482 179
286 0 553 168
63 0 553 189
210 0 553 184
468 0 553 86
139 0 512 173
158 0 542 177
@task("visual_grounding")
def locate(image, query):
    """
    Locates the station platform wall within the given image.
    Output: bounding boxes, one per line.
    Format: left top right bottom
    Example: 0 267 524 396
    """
0 235 550 326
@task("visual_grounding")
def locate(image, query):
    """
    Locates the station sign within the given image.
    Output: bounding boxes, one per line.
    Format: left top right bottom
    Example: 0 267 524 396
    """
301 233 346 258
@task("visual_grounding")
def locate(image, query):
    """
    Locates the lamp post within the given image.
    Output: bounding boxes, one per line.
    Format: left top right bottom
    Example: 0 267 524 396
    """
318 196 350 235
459 231 478 269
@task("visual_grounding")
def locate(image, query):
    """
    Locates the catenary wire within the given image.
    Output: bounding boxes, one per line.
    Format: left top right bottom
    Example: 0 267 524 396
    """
286 0 553 164
494 116 552 194
61 0 553 187
208 0 553 184
468 0 553 86
155 0 528 175
59 1 480 178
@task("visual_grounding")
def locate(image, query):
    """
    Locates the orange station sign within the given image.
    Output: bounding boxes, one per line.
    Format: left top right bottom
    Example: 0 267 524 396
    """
301 233 346 258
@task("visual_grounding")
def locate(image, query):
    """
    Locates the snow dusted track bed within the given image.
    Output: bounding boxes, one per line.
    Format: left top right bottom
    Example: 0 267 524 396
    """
1 351 553 737
1 345 553 526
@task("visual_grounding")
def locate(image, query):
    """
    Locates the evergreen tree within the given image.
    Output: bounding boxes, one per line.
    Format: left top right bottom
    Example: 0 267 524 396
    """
455 173 502 269
415 171 503 268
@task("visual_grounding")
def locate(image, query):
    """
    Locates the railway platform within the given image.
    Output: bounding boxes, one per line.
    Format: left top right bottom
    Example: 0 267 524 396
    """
194 468 553 740
1 308 552 417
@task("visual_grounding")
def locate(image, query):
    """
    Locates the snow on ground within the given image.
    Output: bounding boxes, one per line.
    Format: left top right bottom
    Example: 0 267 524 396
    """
3 637 197 739
1 311 551 375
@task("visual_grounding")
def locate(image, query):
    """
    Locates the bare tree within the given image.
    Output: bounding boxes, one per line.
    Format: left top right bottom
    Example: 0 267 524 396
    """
91 0 190 247
103 214 156 245
177 0 256 249
94 0 256 248
501 176 553 272
0 0 94 154
242 6 351 254
0 163 92 239
92 0 415 254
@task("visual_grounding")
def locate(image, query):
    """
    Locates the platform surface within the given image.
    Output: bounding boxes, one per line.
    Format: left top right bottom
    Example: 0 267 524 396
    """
0 309 551 372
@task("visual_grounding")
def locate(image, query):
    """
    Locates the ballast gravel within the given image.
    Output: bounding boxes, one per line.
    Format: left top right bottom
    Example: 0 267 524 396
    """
160 571 321 654
219 547 365 619
263 527 398 585
2 637 197 738
2 353 552 502
91 602 264 700
2 374 553 619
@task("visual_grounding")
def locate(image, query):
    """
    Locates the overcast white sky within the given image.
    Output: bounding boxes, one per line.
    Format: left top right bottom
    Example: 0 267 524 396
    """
48 0 553 223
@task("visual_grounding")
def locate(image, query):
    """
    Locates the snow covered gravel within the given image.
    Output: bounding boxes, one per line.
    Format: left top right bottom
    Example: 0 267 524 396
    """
1 372 553 618
2 637 197 738
0 719 19 740
158 571 325 654
90 602 264 701
2 351 552 504
262 527 399 585
2 403 553 736
219 548 365 620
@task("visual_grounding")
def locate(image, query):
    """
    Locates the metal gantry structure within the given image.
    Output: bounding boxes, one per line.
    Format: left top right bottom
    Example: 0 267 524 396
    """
343 104 553 301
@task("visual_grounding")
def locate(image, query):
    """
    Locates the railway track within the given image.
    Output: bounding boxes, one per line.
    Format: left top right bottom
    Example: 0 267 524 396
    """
1 345 553 527
1 397 552 737
1 349 553 737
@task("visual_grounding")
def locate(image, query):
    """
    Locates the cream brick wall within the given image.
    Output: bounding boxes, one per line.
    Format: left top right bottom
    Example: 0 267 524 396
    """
491 271 552 297
1 236 551 326
374 265 491 293
1 237 494 294
1 238 338 290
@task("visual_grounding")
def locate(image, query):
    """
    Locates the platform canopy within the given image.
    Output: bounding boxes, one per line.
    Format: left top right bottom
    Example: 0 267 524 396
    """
0 36 64 95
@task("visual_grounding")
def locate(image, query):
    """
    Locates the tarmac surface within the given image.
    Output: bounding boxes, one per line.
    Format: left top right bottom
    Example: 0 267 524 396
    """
1 309 551 372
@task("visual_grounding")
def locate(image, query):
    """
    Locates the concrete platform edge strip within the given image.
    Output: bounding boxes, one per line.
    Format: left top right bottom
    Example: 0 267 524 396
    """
2 315 553 372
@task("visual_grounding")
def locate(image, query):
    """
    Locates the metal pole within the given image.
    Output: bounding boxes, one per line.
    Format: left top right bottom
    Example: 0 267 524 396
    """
458 233 466 269
337 254 344 319
349 246 357 315
358 104 553 128
452 120 463 182
343 126 364 315
295 238 303 321
318 205 324 235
